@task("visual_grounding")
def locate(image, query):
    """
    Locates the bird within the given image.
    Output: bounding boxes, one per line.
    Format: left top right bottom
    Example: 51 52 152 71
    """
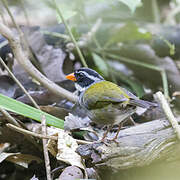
66 67 157 141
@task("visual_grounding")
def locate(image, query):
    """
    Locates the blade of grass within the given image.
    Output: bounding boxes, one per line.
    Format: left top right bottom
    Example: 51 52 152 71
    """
0 93 64 129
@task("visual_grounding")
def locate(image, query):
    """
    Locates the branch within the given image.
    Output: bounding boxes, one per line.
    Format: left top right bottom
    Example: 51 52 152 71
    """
0 22 77 103
77 117 180 170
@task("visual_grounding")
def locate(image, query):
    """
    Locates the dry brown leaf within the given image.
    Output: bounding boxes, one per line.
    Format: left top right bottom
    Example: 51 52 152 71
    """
57 131 85 170
46 128 85 170
47 132 58 157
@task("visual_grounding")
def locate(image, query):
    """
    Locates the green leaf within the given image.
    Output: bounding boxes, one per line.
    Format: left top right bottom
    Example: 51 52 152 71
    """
118 0 142 13
0 93 64 129
92 53 109 77
107 23 152 46
170 44 175 56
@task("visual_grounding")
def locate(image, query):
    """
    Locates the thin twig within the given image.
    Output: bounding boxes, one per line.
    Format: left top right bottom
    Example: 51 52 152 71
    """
1 0 45 72
1 111 40 149
161 70 169 100
1 0 45 71
6 123 57 140
41 115 52 180
156 91 180 140
0 107 21 127
53 0 88 67
0 22 77 102
66 18 102 49
1 0 20 32
0 57 40 109
6 123 92 145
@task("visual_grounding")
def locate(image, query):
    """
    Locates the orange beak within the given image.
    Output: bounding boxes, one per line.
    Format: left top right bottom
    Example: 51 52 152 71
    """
66 73 77 81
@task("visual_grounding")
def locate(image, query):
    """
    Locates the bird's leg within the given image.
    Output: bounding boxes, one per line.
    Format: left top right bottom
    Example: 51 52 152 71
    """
101 125 112 142
111 122 123 141
130 116 137 126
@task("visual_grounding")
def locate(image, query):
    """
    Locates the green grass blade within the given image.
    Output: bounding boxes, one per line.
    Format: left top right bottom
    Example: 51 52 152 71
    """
0 93 64 129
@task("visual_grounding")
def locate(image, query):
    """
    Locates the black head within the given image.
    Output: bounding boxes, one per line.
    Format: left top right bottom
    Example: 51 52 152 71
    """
74 68 104 91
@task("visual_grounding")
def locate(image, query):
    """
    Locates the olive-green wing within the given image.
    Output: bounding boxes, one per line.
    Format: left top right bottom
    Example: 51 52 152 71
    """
82 81 129 109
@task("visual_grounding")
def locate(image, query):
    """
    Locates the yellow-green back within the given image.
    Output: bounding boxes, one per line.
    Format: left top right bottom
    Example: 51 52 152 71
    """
83 81 130 109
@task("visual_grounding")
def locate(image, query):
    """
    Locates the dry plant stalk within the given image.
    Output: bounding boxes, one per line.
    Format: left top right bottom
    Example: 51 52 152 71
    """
41 115 52 180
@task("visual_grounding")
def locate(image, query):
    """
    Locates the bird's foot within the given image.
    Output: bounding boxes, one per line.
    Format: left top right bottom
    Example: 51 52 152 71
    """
95 137 119 146
110 137 119 145
94 138 111 146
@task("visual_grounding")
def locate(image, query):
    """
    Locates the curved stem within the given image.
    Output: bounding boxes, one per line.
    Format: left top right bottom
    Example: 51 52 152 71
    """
0 22 77 102
53 0 88 67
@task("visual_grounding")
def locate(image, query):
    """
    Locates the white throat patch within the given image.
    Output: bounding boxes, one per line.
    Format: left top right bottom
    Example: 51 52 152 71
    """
75 83 87 92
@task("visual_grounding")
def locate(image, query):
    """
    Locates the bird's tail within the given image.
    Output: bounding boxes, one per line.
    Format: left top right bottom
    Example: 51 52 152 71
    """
129 99 157 109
